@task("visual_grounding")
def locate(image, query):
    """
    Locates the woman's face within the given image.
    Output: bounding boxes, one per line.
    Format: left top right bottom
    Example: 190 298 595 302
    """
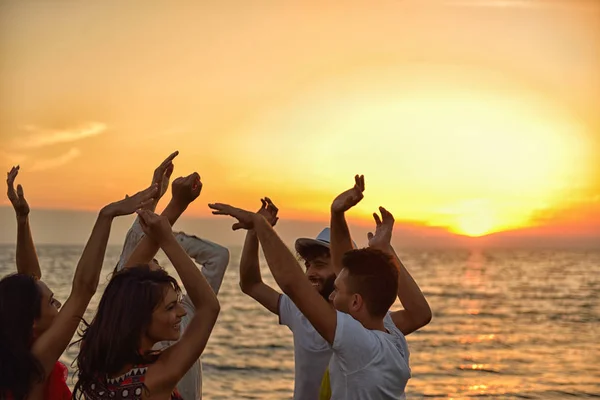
146 285 187 342
33 280 61 338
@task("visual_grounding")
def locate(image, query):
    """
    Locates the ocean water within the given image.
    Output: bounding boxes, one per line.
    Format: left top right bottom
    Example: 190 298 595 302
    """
1 245 599 399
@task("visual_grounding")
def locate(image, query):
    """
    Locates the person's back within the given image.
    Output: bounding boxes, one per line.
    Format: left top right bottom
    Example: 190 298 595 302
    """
328 312 410 400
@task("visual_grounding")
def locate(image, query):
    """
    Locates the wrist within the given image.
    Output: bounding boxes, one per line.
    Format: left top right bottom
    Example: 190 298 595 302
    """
166 198 189 213
16 214 29 223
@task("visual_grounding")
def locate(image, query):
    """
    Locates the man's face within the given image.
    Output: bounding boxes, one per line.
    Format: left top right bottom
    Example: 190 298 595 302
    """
304 254 336 300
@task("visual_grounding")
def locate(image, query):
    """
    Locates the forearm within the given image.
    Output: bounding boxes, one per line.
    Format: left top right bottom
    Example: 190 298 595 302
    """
72 212 113 297
389 246 431 322
239 230 263 291
330 211 354 275
253 216 304 294
161 236 219 312
15 216 42 278
125 200 187 267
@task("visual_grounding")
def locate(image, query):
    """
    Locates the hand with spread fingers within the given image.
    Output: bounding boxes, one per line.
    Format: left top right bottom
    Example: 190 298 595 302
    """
135 209 174 244
6 166 30 218
367 206 395 252
101 184 159 218
331 174 365 214
152 151 179 201
209 203 258 231
172 172 202 206
257 197 279 228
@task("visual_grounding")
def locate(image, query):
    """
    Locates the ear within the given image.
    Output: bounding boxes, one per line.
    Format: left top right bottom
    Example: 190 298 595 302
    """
351 293 363 313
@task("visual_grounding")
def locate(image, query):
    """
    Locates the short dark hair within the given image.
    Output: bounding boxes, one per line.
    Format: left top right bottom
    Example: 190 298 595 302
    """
297 245 330 264
342 248 398 318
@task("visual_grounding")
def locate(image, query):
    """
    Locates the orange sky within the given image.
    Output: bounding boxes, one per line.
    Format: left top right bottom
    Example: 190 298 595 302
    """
1 0 599 241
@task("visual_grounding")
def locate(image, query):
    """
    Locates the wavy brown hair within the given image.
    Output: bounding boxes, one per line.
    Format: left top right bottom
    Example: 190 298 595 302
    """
73 265 181 399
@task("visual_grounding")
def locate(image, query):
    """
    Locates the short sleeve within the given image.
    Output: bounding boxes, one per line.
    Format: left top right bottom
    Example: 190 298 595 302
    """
278 294 299 329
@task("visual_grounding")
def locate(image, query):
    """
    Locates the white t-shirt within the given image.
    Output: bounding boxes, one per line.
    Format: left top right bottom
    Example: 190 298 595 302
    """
329 312 411 400
279 294 333 400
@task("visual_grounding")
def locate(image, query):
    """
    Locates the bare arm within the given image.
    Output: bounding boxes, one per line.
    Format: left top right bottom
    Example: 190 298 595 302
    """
367 207 432 335
330 175 365 275
239 229 281 314
253 215 337 344
6 166 41 278
124 200 187 267
388 246 432 335
15 215 41 278
125 172 200 268
140 213 220 397
31 186 157 378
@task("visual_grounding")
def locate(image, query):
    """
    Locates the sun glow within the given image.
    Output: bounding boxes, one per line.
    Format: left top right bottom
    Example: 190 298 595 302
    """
227 66 593 236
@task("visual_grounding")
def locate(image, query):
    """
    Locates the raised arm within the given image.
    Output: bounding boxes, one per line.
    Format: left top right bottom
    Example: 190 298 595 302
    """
6 166 41 278
239 198 281 314
209 203 337 344
368 207 432 335
116 152 178 271
30 184 158 378
137 210 220 398
330 175 364 275
125 171 201 268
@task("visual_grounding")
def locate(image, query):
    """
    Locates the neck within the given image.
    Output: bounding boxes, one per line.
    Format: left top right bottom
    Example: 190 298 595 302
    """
356 313 386 332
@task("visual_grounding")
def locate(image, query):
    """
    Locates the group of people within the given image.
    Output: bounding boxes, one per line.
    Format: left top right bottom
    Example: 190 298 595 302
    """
0 151 432 400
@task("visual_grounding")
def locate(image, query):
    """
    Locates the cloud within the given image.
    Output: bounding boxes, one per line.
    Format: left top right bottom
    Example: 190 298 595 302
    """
443 0 594 9
14 122 107 149
0 151 28 165
30 148 81 171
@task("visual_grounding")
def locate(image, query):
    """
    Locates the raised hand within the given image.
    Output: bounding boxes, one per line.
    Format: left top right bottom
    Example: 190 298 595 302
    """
172 172 202 206
209 203 257 231
152 151 179 200
101 184 158 218
331 174 365 214
6 166 30 217
135 209 173 244
367 206 395 252
257 197 279 227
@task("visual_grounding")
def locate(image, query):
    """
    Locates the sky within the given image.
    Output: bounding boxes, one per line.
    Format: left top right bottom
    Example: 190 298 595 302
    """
1 0 599 247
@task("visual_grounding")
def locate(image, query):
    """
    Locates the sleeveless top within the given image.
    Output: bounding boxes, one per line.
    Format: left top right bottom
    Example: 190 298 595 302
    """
84 364 183 400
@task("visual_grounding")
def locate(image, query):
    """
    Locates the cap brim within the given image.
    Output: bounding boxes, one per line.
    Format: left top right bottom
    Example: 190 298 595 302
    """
294 238 330 256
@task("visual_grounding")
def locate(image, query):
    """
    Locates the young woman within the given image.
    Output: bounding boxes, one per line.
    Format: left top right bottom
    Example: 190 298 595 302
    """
0 166 158 400
73 209 220 400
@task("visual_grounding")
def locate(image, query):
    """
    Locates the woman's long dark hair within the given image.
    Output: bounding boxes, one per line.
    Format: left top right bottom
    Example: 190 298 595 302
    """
73 265 181 399
0 274 44 400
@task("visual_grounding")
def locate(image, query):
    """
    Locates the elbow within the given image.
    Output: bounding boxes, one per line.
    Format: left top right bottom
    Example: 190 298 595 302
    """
419 306 433 328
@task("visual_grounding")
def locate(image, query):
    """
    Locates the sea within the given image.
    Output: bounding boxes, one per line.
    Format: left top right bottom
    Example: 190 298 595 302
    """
1 245 598 399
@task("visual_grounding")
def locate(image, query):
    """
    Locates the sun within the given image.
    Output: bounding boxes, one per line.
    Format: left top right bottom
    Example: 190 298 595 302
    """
228 65 593 235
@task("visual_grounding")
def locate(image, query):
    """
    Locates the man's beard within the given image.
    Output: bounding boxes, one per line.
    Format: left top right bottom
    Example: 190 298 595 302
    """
318 275 336 300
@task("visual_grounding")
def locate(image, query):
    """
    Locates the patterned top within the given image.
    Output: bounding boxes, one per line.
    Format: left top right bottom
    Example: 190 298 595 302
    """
85 365 183 400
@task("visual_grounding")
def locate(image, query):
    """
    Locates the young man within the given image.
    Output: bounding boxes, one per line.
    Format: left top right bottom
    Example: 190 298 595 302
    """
236 198 354 400
116 152 229 400
211 175 432 399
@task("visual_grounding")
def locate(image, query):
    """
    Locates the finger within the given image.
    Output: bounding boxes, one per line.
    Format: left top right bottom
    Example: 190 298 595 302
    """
165 163 174 178
260 198 267 210
379 206 395 222
272 217 279 227
161 151 179 168
232 222 244 230
265 197 278 211
367 232 374 240
356 174 365 192
16 184 24 199
373 212 382 226
211 210 230 215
